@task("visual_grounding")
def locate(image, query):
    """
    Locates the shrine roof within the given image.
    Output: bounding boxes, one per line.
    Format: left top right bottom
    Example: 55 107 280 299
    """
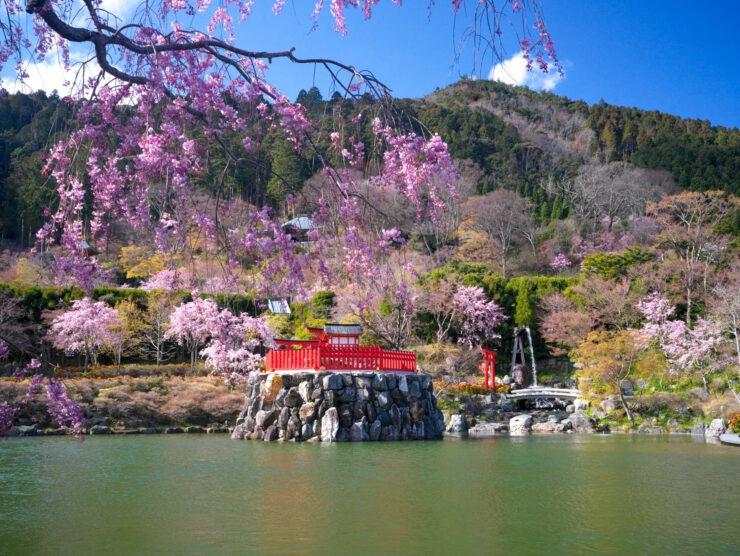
323 323 363 336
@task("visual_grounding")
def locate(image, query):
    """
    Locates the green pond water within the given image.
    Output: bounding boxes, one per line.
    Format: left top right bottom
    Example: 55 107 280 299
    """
1 434 738 555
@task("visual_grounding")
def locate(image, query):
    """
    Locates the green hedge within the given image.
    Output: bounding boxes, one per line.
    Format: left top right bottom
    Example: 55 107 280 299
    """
0 283 258 320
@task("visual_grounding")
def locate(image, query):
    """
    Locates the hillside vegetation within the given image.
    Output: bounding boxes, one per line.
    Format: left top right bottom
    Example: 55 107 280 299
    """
2 81 739 243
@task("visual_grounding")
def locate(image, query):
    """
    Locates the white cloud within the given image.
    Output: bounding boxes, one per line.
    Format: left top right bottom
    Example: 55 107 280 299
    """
2 51 103 97
99 0 135 13
4 58 76 96
75 0 135 20
0 1 134 95
488 52 564 91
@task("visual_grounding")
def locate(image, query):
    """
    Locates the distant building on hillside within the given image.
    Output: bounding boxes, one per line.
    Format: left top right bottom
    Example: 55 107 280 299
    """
81 240 100 257
281 215 319 243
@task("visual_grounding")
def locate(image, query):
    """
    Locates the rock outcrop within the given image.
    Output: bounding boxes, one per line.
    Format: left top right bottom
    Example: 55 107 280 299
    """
509 414 533 435
445 414 467 434
706 419 726 438
232 372 444 442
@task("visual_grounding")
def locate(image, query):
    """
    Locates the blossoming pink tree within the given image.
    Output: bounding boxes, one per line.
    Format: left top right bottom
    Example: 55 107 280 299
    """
549 253 572 273
165 295 220 367
421 280 509 349
637 293 725 393
452 285 508 349
140 269 194 293
0 358 87 437
199 308 274 384
47 297 121 371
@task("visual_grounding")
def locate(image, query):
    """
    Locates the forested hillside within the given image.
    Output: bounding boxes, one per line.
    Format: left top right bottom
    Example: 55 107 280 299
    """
1 80 738 242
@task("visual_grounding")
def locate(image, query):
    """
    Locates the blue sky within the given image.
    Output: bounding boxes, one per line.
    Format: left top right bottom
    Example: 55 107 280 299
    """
244 0 740 129
5 1 739 129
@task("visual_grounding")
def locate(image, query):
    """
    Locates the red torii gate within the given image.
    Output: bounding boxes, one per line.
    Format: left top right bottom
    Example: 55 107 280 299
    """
480 348 496 390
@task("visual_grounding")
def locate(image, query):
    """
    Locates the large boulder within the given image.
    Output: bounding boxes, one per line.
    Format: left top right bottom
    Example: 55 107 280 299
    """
446 414 467 434
298 381 312 403
310 387 324 401
409 399 425 422
380 425 400 441
244 415 257 433
706 419 726 438
323 374 345 390
365 402 377 424
278 407 291 429
532 421 572 433
231 423 246 439
369 419 382 441
691 422 708 436
245 396 262 419
467 422 508 437
336 427 350 442
372 374 388 391
423 415 441 440
299 402 317 423
574 398 590 412
338 405 353 428
408 380 422 400
323 389 336 405
398 376 409 397
499 398 515 412
284 387 303 408
389 405 402 429
255 409 279 431
564 411 595 433
274 388 287 407
390 388 404 406
509 414 533 435
356 387 373 402
260 374 283 403
377 391 392 409
377 407 392 427
338 387 357 403
321 408 340 442
349 419 369 442
600 398 621 412
286 416 302 439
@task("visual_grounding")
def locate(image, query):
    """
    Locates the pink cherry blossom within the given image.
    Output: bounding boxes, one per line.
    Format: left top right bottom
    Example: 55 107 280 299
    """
47 297 121 369
550 253 572 272
451 285 508 349
165 296 221 366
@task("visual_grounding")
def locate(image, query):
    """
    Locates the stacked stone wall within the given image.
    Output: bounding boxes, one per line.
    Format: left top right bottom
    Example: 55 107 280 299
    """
231 372 444 442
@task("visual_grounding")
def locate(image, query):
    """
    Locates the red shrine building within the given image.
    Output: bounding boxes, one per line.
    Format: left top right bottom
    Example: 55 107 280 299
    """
265 323 416 373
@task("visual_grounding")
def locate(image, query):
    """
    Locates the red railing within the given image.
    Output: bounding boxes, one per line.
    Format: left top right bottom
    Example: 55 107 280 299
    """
381 349 417 372
265 345 415 372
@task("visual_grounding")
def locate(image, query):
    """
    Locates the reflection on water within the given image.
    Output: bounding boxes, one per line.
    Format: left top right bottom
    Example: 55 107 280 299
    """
1 435 738 554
